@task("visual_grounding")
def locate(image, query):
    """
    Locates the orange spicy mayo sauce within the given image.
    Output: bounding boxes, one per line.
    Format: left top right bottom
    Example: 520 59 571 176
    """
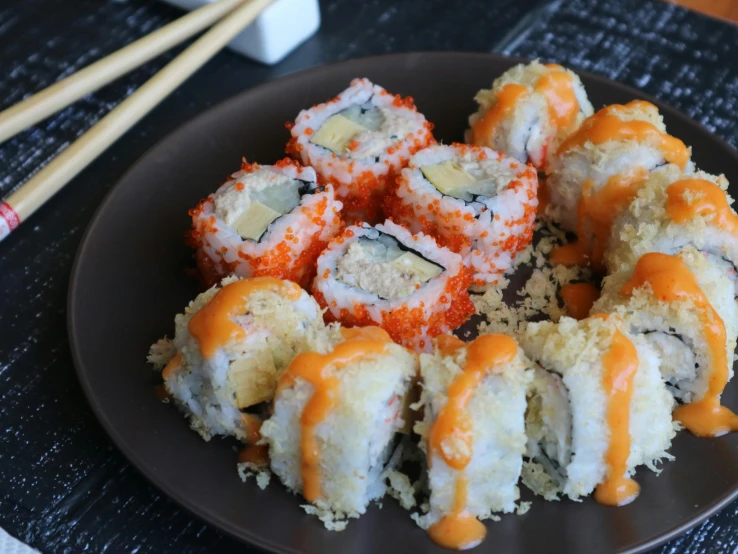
239 413 269 467
188 277 302 359
557 101 690 170
666 179 738 233
551 169 649 269
552 102 690 269
470 83 528 146
560 282 600 320
435 334 466 356
276 326 391 502
427 334 518 550
536 64 578 132
593 326 640 506
620 253 738 437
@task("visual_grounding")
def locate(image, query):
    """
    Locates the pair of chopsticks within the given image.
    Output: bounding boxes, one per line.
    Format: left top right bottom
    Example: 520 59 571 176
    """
0 0 272 242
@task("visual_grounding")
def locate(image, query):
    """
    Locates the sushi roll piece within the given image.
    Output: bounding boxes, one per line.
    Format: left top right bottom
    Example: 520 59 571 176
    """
466 60 594 170
287 78 435 223
188 158 343 289
546 100 692 270
260 326 417 530
520 315 676 504
413 334 532 550
593 249 738 437
312 220 475 351
467 61 594 170
606 164 738 282
386 143 538 286
154 276 332 442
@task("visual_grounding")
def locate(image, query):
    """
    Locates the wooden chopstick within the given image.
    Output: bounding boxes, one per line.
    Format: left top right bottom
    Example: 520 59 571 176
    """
0 0 272 243
0 0 244 146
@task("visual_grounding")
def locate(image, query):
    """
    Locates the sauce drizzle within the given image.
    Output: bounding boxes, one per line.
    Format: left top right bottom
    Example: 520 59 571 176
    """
535 66 578 132
238 413 269 467
556 101 690 170
470 83 528 146
188 277 302 359
666 179 738 234
551 170 649 270
435 334 466 356
276 326 391 502
560 283 600 320
427 334 518 550
620 253 738 437
161 352 183 380
593 326 640 506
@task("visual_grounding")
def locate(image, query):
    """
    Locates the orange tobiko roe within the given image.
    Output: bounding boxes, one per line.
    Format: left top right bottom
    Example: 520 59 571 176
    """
312 265 475 351
187 166 343 289
286 122 435 225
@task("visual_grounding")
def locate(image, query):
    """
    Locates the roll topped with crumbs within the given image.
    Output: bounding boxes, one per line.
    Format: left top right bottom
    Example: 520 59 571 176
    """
287 78 435 223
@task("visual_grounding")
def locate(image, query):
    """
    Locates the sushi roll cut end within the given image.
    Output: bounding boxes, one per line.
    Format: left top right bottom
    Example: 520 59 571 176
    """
467 61 593 169
312 221 475 351
387 143 538 284
620 253 738 437
521 315 675 505
288 78 435 223
189 159 342 288
261 325 417 528
420 333 530 550
548 101 691 270
159 276 328 442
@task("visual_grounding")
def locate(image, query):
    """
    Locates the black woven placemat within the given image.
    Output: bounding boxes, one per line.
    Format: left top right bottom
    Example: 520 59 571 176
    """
1 0 737 552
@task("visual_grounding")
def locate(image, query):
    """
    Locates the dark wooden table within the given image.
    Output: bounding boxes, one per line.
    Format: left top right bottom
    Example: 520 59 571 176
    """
2 0 738 552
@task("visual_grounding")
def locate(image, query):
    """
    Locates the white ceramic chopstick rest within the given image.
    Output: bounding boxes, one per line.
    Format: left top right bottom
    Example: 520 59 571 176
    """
162 0 320 64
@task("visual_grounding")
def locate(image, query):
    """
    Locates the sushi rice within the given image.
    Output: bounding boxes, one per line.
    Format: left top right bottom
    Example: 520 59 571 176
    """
188 158 343 289
312 219 475 351
467 60 594 170
520 315 676 501
287 78 435 223
260 326 417 530
386 143 538 286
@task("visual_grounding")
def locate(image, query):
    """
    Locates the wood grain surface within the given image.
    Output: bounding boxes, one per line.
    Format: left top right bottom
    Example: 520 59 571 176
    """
670 0 738 23
2 0 738 553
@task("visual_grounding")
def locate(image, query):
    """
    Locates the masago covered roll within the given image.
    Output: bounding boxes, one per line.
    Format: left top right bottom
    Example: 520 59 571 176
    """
546 101 692 270
260 326 417 530
287 78 435 223
189 159 342 288
520 315 676 504
412 334 532 550
606 164 738 283
593 249 738 437
312 220 475 351
386 143 538 286
149 276 330 442
467 61 593 170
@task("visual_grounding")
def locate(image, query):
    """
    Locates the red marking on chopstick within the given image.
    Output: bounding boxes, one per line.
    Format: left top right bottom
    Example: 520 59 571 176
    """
0 202 19 230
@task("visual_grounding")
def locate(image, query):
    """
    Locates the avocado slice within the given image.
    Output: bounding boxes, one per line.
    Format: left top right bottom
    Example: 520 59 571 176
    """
389 251 443 283
233 201 281 241
310 113 367 153
421 161 477 198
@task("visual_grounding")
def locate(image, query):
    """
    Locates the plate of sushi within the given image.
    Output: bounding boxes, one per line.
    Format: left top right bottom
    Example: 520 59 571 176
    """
68 52 738 554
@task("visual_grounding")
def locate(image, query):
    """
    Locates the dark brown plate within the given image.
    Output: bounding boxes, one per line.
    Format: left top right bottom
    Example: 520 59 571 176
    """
68 52 738 554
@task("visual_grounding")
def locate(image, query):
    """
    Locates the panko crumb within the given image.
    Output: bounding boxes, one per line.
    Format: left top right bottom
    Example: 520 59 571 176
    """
386 469 417 510
237 462 271 490
147 338 176 369
475 220 593 338
521 461 561 501
301 504 349 531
